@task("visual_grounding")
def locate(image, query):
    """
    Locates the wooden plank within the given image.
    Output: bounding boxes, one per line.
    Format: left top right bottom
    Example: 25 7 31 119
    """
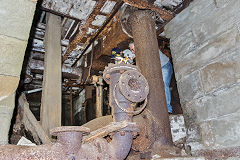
40 13 62 136
83 121 138 143
95 77 103 118
18 93 51 144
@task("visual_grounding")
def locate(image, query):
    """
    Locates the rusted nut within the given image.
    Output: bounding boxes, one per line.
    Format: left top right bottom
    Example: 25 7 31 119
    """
120 130 126 136
120 70 125 74
92 75 99 83
142 114 147 119
132 131 138 138
105 74 110 80
109 132 114 139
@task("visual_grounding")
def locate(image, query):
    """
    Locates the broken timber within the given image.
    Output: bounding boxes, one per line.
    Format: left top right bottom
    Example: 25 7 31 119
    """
18 93 51 144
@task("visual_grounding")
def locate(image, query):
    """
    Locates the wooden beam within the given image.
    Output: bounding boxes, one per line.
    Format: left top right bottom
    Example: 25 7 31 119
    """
70 85 73 125
85 85 95 122
40 13 62 136
83 121 138 143
67 1 124 66
95 77 103 118
122 0 174 21
19 94 51 144
29 59 82 79
62 0 107 63
96 20 129 59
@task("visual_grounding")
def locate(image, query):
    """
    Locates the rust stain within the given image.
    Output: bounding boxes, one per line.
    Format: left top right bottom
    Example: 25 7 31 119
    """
122 0 174 21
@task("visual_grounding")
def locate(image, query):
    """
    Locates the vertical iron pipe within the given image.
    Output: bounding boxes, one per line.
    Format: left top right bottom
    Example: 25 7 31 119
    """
130 10 173 146
108 69 133 160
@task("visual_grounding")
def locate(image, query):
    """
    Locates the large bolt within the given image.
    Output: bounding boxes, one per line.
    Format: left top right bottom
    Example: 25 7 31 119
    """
132 131 138 138
120 130 126 136
105 74 110 79
120 70 125 74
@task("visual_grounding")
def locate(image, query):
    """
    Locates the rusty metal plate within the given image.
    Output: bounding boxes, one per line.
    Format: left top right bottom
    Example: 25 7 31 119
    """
50 126 90 136
119 70 149 102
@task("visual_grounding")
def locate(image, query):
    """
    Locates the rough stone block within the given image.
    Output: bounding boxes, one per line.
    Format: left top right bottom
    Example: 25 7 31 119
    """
192 0 240 44
181 101 199 129
201 50 240 93
0 93 15 110
186 123 202 146
165 0 215 40
0 93 15 145
0 35 27 77
199 112 240 148
0 75 19 101
215 0 234 8
170 31 197 62
174 26 239 81
0 0 36 40
0 114 13 144
195 84 240 122
169 115 187 143
177 71 204 103
181 101 202 149
199 122 215 147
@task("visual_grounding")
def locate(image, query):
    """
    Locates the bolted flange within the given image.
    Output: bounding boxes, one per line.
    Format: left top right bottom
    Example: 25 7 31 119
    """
119 70 149 103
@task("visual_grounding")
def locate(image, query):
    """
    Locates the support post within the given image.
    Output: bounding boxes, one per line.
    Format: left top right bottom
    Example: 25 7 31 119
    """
70 84 73 125
85 85 95 122
40 13 62 136
96 77 103 118
130 11 173 147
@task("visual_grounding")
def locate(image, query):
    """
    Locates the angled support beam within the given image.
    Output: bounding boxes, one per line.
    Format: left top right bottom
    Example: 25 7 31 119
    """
19 94 51 144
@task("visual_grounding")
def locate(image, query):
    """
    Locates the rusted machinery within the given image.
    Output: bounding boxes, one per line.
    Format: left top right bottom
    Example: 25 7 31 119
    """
0 63 149 160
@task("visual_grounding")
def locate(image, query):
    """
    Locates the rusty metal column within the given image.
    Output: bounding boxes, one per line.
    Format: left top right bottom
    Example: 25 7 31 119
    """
130 11 173 146
40 13 62 136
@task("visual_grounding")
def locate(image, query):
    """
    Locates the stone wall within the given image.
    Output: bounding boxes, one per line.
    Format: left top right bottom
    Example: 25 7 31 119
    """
165 0 240 152
0 0 36 144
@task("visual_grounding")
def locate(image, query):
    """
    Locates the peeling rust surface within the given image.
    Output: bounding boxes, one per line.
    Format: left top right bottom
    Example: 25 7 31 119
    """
130 10 173 146
50 126 90 136
132 112 154 151
0 126 113 160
